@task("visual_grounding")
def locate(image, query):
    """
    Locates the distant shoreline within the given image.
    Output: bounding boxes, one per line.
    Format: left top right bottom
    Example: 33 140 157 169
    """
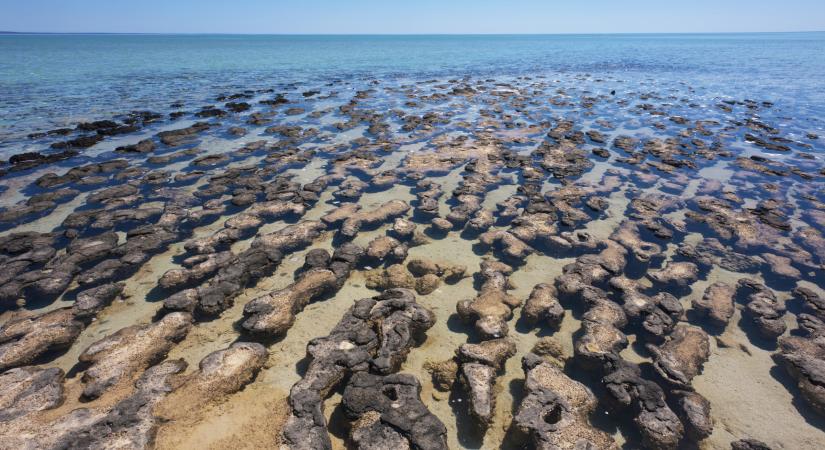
2 30 824 36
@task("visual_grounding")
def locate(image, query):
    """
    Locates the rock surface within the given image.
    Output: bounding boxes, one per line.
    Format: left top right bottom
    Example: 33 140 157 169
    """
515 352 618 449
78 312 192 399
282 289 435 450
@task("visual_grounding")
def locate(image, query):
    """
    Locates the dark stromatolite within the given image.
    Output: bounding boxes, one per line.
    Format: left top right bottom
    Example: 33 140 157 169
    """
731 438 775 450
0 232 119 304
774 333 825 416
282 289 435 450
72 282 125 318
610 276 683 341
163 245 284 316
673 390 713 441
602 360 684 449
164 222 323 316
342 372 448 450
157 122 211 146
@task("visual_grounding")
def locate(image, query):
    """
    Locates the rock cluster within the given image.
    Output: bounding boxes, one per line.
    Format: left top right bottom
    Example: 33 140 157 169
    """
241 243 363 336
365 258 467 295
282 289 439 450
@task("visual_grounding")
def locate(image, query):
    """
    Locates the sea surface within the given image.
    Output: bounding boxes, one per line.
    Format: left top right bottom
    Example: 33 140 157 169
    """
1 32 825 149
1 33 825 450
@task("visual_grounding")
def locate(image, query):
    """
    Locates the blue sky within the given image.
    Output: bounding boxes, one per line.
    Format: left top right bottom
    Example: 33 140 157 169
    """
1 0 823 34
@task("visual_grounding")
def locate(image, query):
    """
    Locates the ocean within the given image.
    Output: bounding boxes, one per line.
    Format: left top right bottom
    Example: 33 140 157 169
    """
1 32 824 450
1 32 825 148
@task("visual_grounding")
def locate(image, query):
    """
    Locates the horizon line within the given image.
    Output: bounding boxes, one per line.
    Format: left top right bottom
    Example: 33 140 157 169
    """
2 30 824 36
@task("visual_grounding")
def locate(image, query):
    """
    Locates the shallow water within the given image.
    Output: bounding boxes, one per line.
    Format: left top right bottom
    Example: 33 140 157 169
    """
0 34 824 450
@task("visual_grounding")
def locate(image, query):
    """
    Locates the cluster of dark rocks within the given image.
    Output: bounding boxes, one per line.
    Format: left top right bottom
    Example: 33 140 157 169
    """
1 73 823 449
281 289 445 450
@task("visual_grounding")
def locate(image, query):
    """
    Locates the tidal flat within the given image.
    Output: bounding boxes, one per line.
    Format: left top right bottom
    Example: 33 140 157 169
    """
0 72 824 450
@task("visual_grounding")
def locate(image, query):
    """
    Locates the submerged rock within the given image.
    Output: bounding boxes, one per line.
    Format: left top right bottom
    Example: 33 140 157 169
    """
456 338 516 426
673 390 713 441
793 286 825 321
325 200 410 238
737 278 787 340
157 122 211 146
366 258 466 295
72 282 125 319
366 236 408 262
611 220 662 264
647 262 699 287
774 334 825 416
573 290 629 369
731 438 775 450
478 229 533 260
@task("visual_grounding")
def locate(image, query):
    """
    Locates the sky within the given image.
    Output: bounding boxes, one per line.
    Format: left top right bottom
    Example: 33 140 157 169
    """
0 0 823 34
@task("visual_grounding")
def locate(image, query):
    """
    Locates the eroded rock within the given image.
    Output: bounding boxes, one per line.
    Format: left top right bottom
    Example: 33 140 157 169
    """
0 308 83 372
602 361 684 449
79 312 192 399
522 283 564 329
0 366 64 422
456 338 516 425
282 289 435 450
691 282 735 328
515 352 618 449
456 261 520 339
342 372 448 450
647 324 710 388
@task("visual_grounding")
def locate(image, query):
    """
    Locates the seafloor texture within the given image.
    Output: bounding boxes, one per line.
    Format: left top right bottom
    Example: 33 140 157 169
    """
0 74 824 450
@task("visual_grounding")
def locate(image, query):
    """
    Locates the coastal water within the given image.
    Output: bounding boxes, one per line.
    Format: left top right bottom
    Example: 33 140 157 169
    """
2 32 825 148
0 32 824 450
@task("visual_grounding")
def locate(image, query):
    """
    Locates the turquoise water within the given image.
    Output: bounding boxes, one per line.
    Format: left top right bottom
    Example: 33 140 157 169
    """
1 33 825 145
